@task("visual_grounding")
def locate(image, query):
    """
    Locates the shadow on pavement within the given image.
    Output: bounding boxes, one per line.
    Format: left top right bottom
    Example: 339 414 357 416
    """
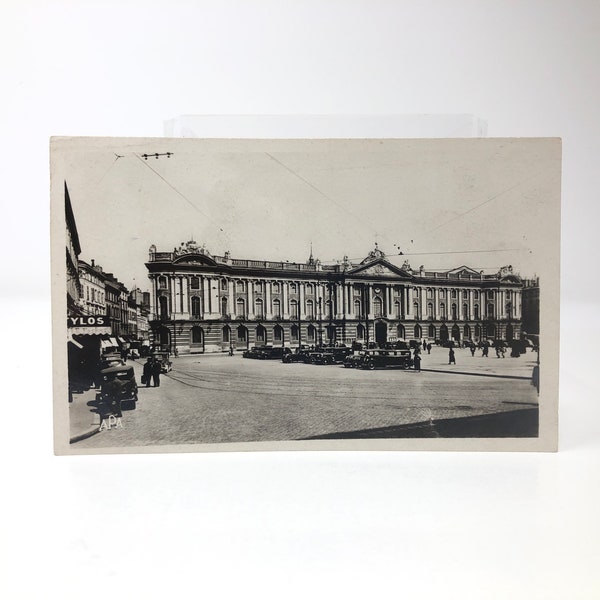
301 408 539 439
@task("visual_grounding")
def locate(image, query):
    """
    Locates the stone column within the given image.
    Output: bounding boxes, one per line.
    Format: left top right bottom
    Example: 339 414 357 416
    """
469 289 474 321
405 286 412 319
368 284 374 320
248 281 255 318
170 276 177 318
299 282 305 319
283 281 289 319
347 283 353 317
266 281 272 319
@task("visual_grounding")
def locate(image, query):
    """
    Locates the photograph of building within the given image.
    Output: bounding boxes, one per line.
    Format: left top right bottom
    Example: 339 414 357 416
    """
52 136 559 453
147 240 524 355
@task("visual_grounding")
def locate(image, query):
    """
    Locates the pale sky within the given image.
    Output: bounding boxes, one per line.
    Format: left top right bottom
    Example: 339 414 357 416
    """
53 137 560 294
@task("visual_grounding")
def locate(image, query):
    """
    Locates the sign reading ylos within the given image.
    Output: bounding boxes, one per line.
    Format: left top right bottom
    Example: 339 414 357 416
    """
68 315 109 327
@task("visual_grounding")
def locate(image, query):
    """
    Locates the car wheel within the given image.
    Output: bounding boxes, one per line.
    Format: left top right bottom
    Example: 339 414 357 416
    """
367 361 375 370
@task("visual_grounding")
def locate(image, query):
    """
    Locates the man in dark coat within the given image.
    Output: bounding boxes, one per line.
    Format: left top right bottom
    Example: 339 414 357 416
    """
143 358 153 387
152 358 162 387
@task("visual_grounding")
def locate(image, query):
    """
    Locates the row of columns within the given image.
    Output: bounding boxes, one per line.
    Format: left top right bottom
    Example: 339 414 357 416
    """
151 275 521 322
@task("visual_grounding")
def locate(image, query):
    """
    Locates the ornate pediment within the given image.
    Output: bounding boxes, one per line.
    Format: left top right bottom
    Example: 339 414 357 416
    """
447 265 481 278
348 259 411 279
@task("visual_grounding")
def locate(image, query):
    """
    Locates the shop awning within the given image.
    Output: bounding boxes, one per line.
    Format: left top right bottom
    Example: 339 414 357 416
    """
108 337 119 347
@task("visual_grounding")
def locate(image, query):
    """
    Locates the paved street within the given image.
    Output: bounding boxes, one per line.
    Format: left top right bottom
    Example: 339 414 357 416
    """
73 345 539 448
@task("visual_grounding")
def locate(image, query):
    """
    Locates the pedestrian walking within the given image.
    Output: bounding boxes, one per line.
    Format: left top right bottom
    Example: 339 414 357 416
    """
448 348 456 365
470 343 475 357
152 358 162 387
142 357 153 387
482 345 489 357
427 343 432 354
229 345 234 356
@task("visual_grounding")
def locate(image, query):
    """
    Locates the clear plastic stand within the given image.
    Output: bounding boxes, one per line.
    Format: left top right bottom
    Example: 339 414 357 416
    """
164 114 487 139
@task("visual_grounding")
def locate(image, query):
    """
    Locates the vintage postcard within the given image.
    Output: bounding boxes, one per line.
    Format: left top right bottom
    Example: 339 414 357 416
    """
51 137 560 454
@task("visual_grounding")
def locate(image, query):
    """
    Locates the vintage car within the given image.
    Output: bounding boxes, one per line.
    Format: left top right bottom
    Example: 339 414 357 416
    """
343 353 364 368
282 347 312 363
310 351 336 365
100 364 138 415
359 348 414 370
256 347 290 360
151 351 172 373
243 346 262 359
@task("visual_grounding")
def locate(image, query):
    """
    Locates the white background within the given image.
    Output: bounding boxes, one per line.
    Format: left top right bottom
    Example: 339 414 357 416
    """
1 1 599 598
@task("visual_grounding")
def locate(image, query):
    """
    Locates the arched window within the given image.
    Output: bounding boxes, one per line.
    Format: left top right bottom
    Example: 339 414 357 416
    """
222 326 230 343
158 276 167 289
221 296 228 317
486 323 495 337
290 282 297 293
474 290 480 299
427 302 434 318
451 303 457 320
272 281 281 293
274 325 283 343
221 278 228 290
397 324 405 339
439 289 446 299
306 299 314 318
440 302 446 320
255 281 263 292
290 299 298 319
464 324 471 339
463 290 468 299
413 287 419 298
487 290 494 299
237 325 247 342
414 324 422 339
487 303 494 317
236 280 245 293
475 324 481 339
273 298 281 318
394 301 401 318
463 303 469 320
256 325 266 343
254 298 264 319
190 276 200 290
191 326 203 344
357 324 365 340
373 297 383 317
474 304 480 320
413 302 420 320
354 299 362 317
291 325 299 341
427 288 433 298
307 324 316 341
306 283 314 294
428 324 436 338
451 289 457 299
236 298 245 317
191 296 201 318
326 325 336 342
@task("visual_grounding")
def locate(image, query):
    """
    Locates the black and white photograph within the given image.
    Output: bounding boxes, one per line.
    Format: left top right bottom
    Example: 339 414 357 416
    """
52 136 560 454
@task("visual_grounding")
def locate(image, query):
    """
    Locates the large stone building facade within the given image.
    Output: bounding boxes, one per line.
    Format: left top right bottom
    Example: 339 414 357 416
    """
146 241 525 354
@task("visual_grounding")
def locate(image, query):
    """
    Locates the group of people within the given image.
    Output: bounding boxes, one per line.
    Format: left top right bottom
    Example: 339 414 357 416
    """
142 357 163 387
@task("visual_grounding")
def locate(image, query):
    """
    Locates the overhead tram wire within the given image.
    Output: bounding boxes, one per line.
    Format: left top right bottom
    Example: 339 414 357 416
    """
133 152 230 239
427 169 544 234
264 152 398 250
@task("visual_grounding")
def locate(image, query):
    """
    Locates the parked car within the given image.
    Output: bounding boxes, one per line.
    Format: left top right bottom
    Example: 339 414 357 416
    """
152 351 172 373
359 348 414 370
243 346 262 359
100 364 138 414
311 351 336 365
256 347 291 360
343 353 364 368
282 347 312 363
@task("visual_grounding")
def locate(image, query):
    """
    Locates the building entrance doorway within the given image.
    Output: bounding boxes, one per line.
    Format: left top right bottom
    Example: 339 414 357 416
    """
375 322 387 346
439 324 449 344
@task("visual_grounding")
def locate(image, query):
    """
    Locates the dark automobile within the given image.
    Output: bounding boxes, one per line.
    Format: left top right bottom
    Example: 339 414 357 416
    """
256 347 290 360
282 347 311 363
99 353 125 371
343 353 364 368
320 345 352 363
311 351 335 365
151 351 172 373
100 364 138 415
359 348 414 370
243 346 262 359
